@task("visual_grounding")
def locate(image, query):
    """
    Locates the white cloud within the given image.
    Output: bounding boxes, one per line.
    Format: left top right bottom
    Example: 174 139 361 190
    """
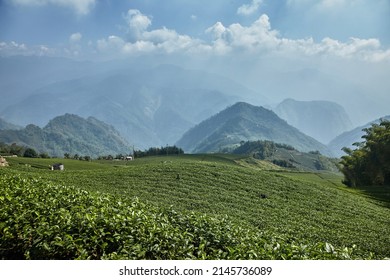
237 0 263 16
9 0 96 15
3 9 389 63
0 41 56 56
91 12 390 62
125 9 152 39
202 14 390 62
206 14 279 54
69 32 82 43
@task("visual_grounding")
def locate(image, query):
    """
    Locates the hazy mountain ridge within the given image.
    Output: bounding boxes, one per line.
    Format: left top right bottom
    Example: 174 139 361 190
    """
0 114 131 157
1 58 267 149
0 118 21 130
176 102 332 156
328 115 390 157
274 98 353 144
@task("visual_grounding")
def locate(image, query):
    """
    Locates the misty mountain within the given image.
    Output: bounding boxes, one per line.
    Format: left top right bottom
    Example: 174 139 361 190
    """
176 102 332 155
238 65 389 126
0 57 267 149
0 114 130 157
0 118 21 130
0 56 98 111
274 98 353 144
328 115 390 157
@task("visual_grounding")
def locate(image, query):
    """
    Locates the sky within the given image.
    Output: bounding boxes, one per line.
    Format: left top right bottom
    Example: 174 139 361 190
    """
1 0 390 124
1 0 389 59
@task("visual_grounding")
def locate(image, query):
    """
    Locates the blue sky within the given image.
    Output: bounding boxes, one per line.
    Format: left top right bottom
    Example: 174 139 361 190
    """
1 0 390 59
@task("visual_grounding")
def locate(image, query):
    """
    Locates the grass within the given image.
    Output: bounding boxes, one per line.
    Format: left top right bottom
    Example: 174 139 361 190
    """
1 154 389 258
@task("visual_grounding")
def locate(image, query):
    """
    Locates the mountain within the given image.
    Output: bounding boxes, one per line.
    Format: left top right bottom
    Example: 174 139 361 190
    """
0 58 267 149
176 102 332 155
0 114 130 157
0 118 21 130
328 115 390 157
274 98 353 144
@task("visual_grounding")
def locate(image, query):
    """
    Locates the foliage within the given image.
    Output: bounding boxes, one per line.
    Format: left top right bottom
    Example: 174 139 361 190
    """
0 142 25 156
134 145 184 158
340 120 390 187
233 140 295 159
0 174 371 260
23 148 38 158
232 140 337 172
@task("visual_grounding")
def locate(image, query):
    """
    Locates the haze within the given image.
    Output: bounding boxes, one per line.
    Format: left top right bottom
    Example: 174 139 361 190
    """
1 0 390 126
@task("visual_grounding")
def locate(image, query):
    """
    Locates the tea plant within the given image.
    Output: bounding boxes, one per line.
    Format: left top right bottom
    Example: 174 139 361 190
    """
0 174 369 260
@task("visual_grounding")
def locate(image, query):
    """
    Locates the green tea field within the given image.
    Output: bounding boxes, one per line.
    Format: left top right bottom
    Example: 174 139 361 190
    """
1 155 389 259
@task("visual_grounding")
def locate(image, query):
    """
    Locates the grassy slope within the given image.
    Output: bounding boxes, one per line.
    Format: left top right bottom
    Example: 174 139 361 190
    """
2 155 390 258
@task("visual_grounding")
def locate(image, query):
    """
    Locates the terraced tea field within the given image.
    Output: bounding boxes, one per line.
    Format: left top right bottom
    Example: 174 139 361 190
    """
1 155 389 259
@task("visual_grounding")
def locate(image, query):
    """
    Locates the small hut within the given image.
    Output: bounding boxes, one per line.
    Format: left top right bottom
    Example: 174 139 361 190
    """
51 163 64 171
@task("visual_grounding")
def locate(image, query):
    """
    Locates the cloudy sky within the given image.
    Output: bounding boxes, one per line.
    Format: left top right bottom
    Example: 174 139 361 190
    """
1 0 390 124
1 0 389 59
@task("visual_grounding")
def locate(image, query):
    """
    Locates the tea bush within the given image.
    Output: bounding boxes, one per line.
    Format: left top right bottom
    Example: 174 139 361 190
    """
0 175 369 259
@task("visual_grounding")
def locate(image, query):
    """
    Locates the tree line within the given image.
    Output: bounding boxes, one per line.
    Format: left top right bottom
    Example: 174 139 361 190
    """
1 142 184 160
340 120 390 187
133 145 184 158
0 143 49 158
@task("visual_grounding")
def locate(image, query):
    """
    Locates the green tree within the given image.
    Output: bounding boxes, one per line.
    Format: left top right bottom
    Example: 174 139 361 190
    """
23 148 38 158
340 120 390 186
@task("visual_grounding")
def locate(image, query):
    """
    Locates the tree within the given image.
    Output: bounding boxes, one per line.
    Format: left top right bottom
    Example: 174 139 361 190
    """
23 148 38 158
340 120 390 187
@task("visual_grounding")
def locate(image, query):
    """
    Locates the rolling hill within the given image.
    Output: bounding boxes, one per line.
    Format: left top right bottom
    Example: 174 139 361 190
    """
176 102 333 155
274 98 353 144
0 114 130 157
232 140 339 172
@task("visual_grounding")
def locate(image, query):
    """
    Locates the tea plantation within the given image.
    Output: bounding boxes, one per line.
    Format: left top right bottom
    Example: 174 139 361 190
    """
1 155 389 259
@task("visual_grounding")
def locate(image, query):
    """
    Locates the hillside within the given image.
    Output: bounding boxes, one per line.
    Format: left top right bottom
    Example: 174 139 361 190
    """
328 115 390 157
274 98 353 144
1 155 389 259
0 114 130 157
232 140 339 172
176 102 332 155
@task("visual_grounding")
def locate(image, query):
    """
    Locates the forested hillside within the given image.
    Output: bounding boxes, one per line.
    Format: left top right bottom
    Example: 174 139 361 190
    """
0 114 130 157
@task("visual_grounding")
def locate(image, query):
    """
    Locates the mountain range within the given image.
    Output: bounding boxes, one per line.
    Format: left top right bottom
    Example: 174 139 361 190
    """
0 114 130 158
1 56 388 156
176 102 332 156
0 57 266 149
274 98 353 144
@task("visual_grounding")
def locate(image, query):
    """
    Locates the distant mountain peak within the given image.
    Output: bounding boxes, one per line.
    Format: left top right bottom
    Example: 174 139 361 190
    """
275 98 353 144
177 101 332 156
